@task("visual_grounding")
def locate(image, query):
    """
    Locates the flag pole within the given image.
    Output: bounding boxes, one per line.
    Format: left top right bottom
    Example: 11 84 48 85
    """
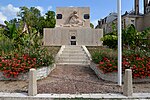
117 0 122 86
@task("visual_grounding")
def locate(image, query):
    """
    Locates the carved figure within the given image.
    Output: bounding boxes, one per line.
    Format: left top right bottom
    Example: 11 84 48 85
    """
64 11 85 27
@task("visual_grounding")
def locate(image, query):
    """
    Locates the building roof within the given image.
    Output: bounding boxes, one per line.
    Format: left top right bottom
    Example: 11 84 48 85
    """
122 10 143 17
0 24 6 28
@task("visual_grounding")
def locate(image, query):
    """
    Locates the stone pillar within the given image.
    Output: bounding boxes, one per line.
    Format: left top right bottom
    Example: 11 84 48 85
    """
123 69 133 96
28 68 37 96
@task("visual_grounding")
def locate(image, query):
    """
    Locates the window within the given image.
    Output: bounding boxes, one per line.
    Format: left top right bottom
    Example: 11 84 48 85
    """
131 20 135 26
84 14 90 19
131 20 135 23
71 41 76 45
71 36 76 39
57 14 62 19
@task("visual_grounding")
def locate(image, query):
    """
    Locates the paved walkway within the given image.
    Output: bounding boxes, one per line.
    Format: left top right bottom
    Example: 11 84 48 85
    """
0 65 150 93
1 65 150 99
37 65 122 94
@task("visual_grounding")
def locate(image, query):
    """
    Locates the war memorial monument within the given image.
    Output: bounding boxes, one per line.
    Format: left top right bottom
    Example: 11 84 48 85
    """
43 7 103 46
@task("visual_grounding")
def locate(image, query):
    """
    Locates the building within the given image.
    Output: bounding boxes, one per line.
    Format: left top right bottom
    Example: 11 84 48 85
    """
43 7 103 46
0 24 6 29
96 0 150 34
95 12 118 34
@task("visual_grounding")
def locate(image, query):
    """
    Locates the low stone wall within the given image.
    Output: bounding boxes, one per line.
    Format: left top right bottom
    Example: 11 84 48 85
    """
90 62 150 83
0 64 56 81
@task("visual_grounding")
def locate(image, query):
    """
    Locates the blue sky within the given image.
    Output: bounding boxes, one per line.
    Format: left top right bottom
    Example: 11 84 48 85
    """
0 0 145 26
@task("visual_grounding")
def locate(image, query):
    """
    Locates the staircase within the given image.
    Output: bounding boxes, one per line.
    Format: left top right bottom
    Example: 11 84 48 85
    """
56 45 91 65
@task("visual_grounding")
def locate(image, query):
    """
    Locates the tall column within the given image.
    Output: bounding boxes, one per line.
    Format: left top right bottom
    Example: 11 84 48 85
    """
135 0 139 15
144 0 148 14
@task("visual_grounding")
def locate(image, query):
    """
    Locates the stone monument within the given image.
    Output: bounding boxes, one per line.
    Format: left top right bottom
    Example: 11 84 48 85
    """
43 7 103 46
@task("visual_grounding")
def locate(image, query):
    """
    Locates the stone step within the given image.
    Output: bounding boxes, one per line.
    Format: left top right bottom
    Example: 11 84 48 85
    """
57 60 90 64
58 56 88 59
65 45 82 47
63 48 84 51
57 63 90 66
64 47 82 49
57 58 90 61
60 53 86 57
63 48 83 51
56 45 91 65
62 50 85 53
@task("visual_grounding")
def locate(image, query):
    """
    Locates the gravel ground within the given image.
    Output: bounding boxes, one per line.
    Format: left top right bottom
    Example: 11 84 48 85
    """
0 65 150 94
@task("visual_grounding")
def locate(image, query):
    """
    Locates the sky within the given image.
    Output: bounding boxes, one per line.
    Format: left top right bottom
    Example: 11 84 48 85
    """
0 0 146 27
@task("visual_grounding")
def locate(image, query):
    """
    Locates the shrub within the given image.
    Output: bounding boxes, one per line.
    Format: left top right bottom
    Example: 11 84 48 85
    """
0 34 15 55
23 47 54 67
101 34 117 48
91 48 117 64
101 25 150 51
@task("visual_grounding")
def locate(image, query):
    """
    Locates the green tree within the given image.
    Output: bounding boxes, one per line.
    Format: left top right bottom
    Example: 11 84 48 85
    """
37 11 56 34
45 11 56 28
18 7 56 35
18 6 41 34
1 21 30 50
90 23 94 28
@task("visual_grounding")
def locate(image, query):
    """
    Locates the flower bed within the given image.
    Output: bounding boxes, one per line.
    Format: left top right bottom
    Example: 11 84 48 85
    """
0 64 56 80
89 47 150 82
90 62 150 83
0 52 54 80
97 54 150 79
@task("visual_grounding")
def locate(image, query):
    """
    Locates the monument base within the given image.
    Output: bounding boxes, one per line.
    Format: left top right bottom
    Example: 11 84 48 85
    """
43 27 103 46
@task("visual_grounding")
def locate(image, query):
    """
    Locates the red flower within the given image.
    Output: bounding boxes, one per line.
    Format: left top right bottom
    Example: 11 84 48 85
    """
99 61 104 65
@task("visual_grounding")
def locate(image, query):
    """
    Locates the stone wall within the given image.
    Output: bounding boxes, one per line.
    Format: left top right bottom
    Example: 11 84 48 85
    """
0 64 56 81
43 27 103 46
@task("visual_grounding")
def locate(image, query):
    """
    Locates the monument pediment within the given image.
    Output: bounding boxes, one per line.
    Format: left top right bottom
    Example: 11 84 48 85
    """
56 7 90 28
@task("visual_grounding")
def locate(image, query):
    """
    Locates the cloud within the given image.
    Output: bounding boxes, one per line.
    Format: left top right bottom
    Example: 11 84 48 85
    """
69 6 74 7
35 6 44 13
91 19 99 28
0 12 7 24
0 4 19 17
47 6 52 10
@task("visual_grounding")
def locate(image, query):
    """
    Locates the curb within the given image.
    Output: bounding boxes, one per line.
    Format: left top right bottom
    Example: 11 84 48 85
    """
0 92 150 99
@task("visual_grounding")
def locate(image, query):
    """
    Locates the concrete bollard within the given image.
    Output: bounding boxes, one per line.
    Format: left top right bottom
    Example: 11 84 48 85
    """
28 68 37 96
123 69 133 96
